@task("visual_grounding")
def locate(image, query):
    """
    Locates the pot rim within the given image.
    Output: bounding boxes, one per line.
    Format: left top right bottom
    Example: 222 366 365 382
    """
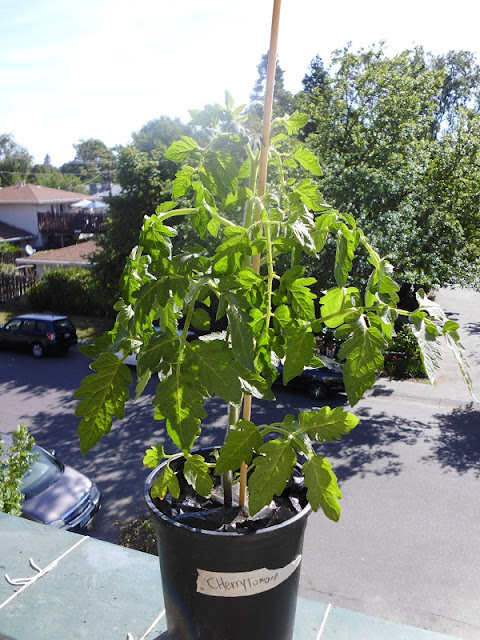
144 451 312 538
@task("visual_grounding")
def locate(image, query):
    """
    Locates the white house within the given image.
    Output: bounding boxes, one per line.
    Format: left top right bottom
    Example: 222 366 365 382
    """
0 183 108 249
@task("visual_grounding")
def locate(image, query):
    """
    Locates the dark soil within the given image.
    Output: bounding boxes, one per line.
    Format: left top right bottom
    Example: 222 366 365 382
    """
151 454 308 533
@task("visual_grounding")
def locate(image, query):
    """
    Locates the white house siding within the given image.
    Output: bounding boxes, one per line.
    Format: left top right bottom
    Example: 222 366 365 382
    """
0 204 40 237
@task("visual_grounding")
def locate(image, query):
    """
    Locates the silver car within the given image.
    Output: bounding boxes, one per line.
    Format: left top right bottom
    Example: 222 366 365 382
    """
1 434 101 532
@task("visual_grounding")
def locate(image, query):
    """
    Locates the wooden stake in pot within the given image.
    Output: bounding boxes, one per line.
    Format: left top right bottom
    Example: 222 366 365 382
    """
240 0 282 508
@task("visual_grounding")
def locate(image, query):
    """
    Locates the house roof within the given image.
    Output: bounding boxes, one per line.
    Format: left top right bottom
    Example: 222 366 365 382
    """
16 240 100 266
0 221 35 242
0 183 90 204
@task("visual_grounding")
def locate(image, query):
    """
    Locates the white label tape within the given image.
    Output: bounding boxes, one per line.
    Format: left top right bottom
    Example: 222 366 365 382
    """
196 554 302 598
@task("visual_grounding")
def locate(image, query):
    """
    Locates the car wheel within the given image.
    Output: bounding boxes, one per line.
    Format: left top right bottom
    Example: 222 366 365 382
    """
32 342 44 358
309 381 328 400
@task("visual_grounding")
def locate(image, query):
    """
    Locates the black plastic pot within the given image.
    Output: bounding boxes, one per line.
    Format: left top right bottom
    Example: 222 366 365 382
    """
144 450 311 640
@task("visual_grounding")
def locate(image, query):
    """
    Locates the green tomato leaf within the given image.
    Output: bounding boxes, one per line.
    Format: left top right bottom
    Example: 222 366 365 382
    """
143 444 166 468
184 454 213 497
319 287 359 329
191 308 211 331
410 317 443 384
74 353 132 454
187 340 243 403
215 420 264 473
292 179 325 211
213 227 250 274
334 228 355 287
277 110 310 135
153 372 205 453
173 165 196 197
227 305 255 371
248 440 297 515
303 456 341 521
292 145 322 176
286 277 317 321
442 319 460 334
283 327 316 383
290 219 317 254
298 406 359 442
164 136 199 162
150 464 180 500
338 319 387 406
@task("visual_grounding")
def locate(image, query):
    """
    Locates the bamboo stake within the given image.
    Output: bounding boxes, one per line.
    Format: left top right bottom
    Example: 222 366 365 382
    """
239 0 282 508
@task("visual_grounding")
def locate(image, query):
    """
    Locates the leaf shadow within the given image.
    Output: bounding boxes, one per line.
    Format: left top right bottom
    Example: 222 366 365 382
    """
319 406 426 482
253 390 424 482
464 321 480 336
421 405 480 477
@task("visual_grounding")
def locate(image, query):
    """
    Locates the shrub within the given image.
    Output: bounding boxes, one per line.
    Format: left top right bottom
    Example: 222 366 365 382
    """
384 324 427 379
0 425 37 516
27 267 109 316
0 263 17 275
0 242 19 255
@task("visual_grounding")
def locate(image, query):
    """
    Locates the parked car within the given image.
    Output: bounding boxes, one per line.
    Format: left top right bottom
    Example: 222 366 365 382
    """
275 356 345 399
0 313 77 357
1 433 101 532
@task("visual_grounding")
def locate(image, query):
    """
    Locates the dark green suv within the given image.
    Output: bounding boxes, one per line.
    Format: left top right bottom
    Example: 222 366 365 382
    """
0 313 77 357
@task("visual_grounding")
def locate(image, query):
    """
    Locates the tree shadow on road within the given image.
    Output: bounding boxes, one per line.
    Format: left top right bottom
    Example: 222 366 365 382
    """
421 405 480 477
319 405 426 482
464 321 480 336
254 389 427 482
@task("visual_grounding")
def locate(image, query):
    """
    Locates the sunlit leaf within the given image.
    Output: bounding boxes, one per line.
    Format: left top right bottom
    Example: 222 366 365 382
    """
215 420 263 473
248 440 297 515
338 319 386 406
74 353 132 454
164 136 199 162
298 407 359 441
303 456 341 520
293 145 322 176
150 464 180 500
184 454 213 497
143 444 165 468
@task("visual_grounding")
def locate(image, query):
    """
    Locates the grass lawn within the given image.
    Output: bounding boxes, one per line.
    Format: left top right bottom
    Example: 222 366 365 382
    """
0 302 113 343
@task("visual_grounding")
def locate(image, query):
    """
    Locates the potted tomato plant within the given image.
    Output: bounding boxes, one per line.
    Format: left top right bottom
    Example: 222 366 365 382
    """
74 5 471 639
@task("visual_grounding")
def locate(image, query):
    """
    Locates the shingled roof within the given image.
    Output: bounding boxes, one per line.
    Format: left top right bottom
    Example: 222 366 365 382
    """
0 183 89 204
16 240 100 265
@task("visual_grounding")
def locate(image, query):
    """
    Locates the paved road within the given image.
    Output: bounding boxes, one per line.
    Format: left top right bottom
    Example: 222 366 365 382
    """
0 287 479 639
300 287 480 640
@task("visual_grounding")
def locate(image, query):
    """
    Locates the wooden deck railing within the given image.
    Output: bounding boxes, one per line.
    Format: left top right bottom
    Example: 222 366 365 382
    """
37 212 108 234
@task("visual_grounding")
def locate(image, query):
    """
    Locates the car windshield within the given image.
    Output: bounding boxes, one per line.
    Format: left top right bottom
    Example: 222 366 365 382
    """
53 318 74 331
20 446 63 500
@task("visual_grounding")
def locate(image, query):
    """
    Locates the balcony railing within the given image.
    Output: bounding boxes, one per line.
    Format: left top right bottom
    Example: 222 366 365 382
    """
37 211 108 234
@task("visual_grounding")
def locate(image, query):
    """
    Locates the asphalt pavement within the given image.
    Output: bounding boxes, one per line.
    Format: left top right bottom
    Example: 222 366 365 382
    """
299 286 480 640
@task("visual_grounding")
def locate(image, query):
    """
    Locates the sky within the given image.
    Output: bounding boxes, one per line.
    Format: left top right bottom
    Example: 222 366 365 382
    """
1 0 480 168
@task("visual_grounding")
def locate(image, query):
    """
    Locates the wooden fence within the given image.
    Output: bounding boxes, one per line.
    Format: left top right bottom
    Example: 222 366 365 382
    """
0 272 35 303
0 249 27 264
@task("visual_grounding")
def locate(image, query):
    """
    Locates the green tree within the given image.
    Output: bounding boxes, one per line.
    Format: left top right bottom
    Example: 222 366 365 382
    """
299 44 480 290
92 118 193 301
28 158 87 192
0 134 33 186
248 53 295 131
60 138 116 185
